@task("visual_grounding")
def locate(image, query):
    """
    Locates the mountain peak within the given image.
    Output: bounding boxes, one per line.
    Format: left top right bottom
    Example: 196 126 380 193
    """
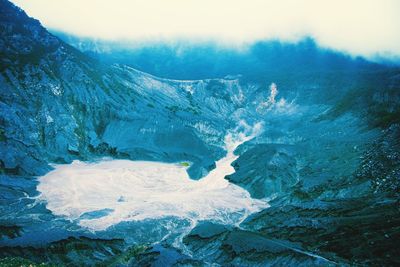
0 0 42 28
0 0 61 69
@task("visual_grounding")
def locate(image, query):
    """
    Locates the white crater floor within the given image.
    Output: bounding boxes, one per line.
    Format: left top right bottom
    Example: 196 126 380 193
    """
37 126 268 231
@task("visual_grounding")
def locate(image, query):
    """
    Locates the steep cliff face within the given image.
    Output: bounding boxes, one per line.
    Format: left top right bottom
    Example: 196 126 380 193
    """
0 0 251 179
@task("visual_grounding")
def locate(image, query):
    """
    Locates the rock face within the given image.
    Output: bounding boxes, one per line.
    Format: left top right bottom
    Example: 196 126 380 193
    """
0 0 250 179
181 222 335 266
1 0 400 266
227 143 298 199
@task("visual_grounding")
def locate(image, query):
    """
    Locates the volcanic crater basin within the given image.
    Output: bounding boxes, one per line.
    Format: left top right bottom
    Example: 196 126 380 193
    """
37 132 269 232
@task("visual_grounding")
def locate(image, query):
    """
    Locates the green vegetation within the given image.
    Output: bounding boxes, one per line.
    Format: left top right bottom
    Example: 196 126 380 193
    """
0 128 5 142
0 257 56 267
165 105 180 114
184 106 201 115
166 104 200 115
318 86 400 128
372 108 400 128
0 225 22 239
105 245 148 266
179 162 190 167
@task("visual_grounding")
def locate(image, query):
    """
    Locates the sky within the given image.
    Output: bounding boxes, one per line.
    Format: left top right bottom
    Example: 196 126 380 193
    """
10 0 400 59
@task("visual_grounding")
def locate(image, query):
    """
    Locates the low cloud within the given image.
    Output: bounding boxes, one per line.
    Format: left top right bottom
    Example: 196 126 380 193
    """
11 0 400 59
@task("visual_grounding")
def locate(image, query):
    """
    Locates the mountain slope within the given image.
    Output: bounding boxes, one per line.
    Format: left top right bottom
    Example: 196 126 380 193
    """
53 30 384 80
0 0 252 179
